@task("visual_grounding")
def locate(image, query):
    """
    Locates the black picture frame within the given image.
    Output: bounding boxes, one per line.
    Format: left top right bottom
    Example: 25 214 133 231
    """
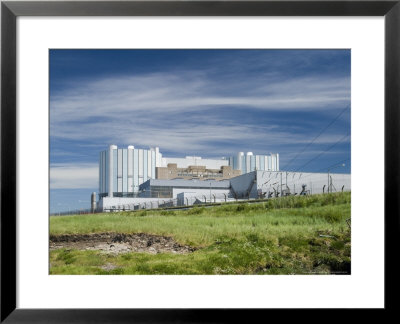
1 0 399 322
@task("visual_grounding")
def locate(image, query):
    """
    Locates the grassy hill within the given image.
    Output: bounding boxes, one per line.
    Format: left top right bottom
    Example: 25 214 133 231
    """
50 192 351 275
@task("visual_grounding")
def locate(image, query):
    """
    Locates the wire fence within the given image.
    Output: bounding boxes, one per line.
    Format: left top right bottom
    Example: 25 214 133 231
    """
102 193 237 212
50 175 350 215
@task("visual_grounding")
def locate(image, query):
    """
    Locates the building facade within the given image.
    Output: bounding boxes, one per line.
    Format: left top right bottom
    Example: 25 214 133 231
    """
156 163 241 180
99 145 162 197
97 170 350 212
227 152 279 174
161 156 229 169
230 170 351 199
139 178 231 199
99 145 279 198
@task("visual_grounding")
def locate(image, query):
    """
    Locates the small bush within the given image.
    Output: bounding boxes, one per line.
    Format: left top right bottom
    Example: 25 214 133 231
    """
187 207 205 215
331 240 345 250
161 210 176 216
320 209 342 223
236 204 248 212
246 233 261 243
56 250 76 265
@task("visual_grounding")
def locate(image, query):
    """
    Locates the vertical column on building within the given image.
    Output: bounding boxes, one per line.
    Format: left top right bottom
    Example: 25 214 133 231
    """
117 149 123 192
128 145 134 194
133 148 139 192
138 149 143 186
108 145 117 197
260 155 265 171
143 149 148 183
151 149 156 179
271 154 276 171
99 152 102 195
155 147 162 167
276 153 280 171
104 151 108 196
246 152 253 173
113 149 118 195
147 149 152 179
123 148 128 194
237 152 244 172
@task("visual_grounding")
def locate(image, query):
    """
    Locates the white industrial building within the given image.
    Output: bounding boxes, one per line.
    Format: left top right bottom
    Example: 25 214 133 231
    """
96 144 349 212
99 145 162 198
230 170 351 199
227 152 279 175
98 144 279 198
98 179 233 211
96 170 350 212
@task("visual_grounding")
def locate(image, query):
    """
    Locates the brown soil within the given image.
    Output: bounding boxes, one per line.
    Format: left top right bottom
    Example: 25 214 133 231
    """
49 232 197 255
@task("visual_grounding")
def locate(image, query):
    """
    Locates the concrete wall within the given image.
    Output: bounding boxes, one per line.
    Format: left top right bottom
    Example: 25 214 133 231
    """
98 197 163 211
99 188 231 211
256 171 351 197
177 191 235 206
229 171 257 198
172 188 231 200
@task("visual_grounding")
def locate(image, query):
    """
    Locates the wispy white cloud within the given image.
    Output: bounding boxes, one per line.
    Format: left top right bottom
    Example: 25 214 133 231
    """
50 71 350 153
51 73 349 120
50 163 98 189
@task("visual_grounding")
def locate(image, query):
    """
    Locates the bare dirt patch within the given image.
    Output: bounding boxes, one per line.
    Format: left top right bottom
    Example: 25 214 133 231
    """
101 263 118 271
50 232 197 255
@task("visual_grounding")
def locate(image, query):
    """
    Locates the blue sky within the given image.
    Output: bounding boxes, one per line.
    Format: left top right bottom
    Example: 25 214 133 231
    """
50 49 351 213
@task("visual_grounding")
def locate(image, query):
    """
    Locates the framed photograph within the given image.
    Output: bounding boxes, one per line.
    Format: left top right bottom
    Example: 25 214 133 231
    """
1 0 399 321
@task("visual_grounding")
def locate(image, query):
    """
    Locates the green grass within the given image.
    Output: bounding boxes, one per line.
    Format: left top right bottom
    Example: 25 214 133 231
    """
50 192 351 275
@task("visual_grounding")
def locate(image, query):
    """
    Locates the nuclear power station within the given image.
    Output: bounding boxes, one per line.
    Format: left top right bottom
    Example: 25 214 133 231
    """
98 144 279 198
92 144 350 212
